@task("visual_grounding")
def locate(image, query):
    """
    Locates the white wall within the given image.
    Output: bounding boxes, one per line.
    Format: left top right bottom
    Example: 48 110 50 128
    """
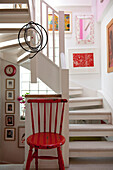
101 3 113 110
55 0 101 91
0 58 25 163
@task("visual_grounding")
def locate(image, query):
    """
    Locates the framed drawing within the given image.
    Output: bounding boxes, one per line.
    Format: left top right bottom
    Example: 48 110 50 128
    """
4 128 16 141
5 90 15 100
107 18 113 73
68 48 99 74
6 79 15 89
18 126 25 148
48 12 72 33
5 102 15 114
5 115 14 126
76 15 94 44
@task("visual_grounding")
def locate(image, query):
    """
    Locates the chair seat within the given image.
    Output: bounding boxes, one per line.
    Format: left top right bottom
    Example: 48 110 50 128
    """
27 132 65 149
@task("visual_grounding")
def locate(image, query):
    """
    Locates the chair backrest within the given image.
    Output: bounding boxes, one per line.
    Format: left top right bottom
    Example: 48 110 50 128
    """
27 99 67 135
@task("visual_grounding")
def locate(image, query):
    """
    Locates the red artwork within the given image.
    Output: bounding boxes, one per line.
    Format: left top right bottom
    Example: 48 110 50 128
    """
73 53 94 67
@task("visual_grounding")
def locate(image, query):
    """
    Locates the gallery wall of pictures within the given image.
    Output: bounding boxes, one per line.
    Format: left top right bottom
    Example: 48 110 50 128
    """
1 61 25 161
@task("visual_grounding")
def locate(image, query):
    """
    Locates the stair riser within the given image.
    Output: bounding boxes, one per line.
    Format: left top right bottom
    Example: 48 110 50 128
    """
69 151 113 158
69 90 83 96
69 131 113 137
69 100 103 108
69 115 111 121
0 15 29 23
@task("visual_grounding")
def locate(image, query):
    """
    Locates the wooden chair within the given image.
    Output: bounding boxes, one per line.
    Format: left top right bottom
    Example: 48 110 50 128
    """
26 98 67 170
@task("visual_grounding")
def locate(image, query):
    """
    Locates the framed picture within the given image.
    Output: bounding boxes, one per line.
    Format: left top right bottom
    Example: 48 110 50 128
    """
18 127 25 148
6 79 15 89
5 90 15 100
48 12 72 33
68 48 99 74
4 128 16 141
5 102 15 114
107 18 113 73
76 15 94 44
5 115 14 126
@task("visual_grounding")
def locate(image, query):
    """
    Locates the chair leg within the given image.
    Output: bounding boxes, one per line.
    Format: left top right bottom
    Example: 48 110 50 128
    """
26 147 33 170
35 148 38 170
57 147 65 170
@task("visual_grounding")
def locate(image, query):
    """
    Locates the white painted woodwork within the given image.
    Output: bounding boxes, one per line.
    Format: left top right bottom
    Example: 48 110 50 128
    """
33 52 61 93
69 124 113 137
0 13 29 23
69 141 113 157
69 97 103 108
0 42 26 51
0 0 27 3
69 109 111 121
69 87 83 96
27 0 35 21
59 11 65 67
61 69 69 167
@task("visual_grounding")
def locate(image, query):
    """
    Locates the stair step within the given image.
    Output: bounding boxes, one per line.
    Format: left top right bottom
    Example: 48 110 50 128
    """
69 141 113 157
0 0 27 3
0 9 29 23
69 109 111 121
69 97 103 108
0 28 21 33
69 124 113 137
0 9 28 14
69 87 83 96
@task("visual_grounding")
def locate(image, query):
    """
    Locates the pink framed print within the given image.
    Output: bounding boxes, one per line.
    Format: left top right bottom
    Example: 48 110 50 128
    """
76 15 94 44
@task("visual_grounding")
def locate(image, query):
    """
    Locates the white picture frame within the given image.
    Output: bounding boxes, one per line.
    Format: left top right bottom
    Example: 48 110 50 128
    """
68 48 99 74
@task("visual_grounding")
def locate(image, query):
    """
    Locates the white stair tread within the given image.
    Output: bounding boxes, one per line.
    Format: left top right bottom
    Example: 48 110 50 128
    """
69 97 103 102
69 87 83 91
69 141 113 151
69 109 111 115
69 124 113 130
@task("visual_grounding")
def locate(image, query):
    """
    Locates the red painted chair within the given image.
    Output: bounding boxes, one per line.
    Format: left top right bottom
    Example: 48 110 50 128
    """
26 98 67 170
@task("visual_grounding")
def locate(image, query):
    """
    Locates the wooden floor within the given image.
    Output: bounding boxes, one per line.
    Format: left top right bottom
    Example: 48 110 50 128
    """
1 158 113 170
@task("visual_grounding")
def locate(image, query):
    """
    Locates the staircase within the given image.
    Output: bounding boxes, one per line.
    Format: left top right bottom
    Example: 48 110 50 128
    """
69 86 113 158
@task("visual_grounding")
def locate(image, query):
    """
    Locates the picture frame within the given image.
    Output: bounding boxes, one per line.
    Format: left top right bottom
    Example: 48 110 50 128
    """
5 90 15 100
68 48 99 74
18 126 25 148
48 12 72 33
6 79 15 89
107 18 113 73
4 128 16 141
5 115 14 126
76 15 94 44
5 102 15 114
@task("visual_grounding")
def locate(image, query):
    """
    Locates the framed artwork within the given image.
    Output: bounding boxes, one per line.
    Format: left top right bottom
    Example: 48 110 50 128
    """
5 90 15 100
48 12 72 33
5 102 15 114
18 126 25 148
107 18 113 73
5 115 14 126
6 79 15 89
68 48 99 74
76 15 94 44
4 128 16 141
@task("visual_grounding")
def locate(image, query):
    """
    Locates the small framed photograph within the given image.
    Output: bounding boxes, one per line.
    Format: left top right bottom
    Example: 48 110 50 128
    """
18 127 25 148
5 90 15 100
4 128 16 141
107 18 113 73
5 102 15 114
6 79 15 89
5 115 14 126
